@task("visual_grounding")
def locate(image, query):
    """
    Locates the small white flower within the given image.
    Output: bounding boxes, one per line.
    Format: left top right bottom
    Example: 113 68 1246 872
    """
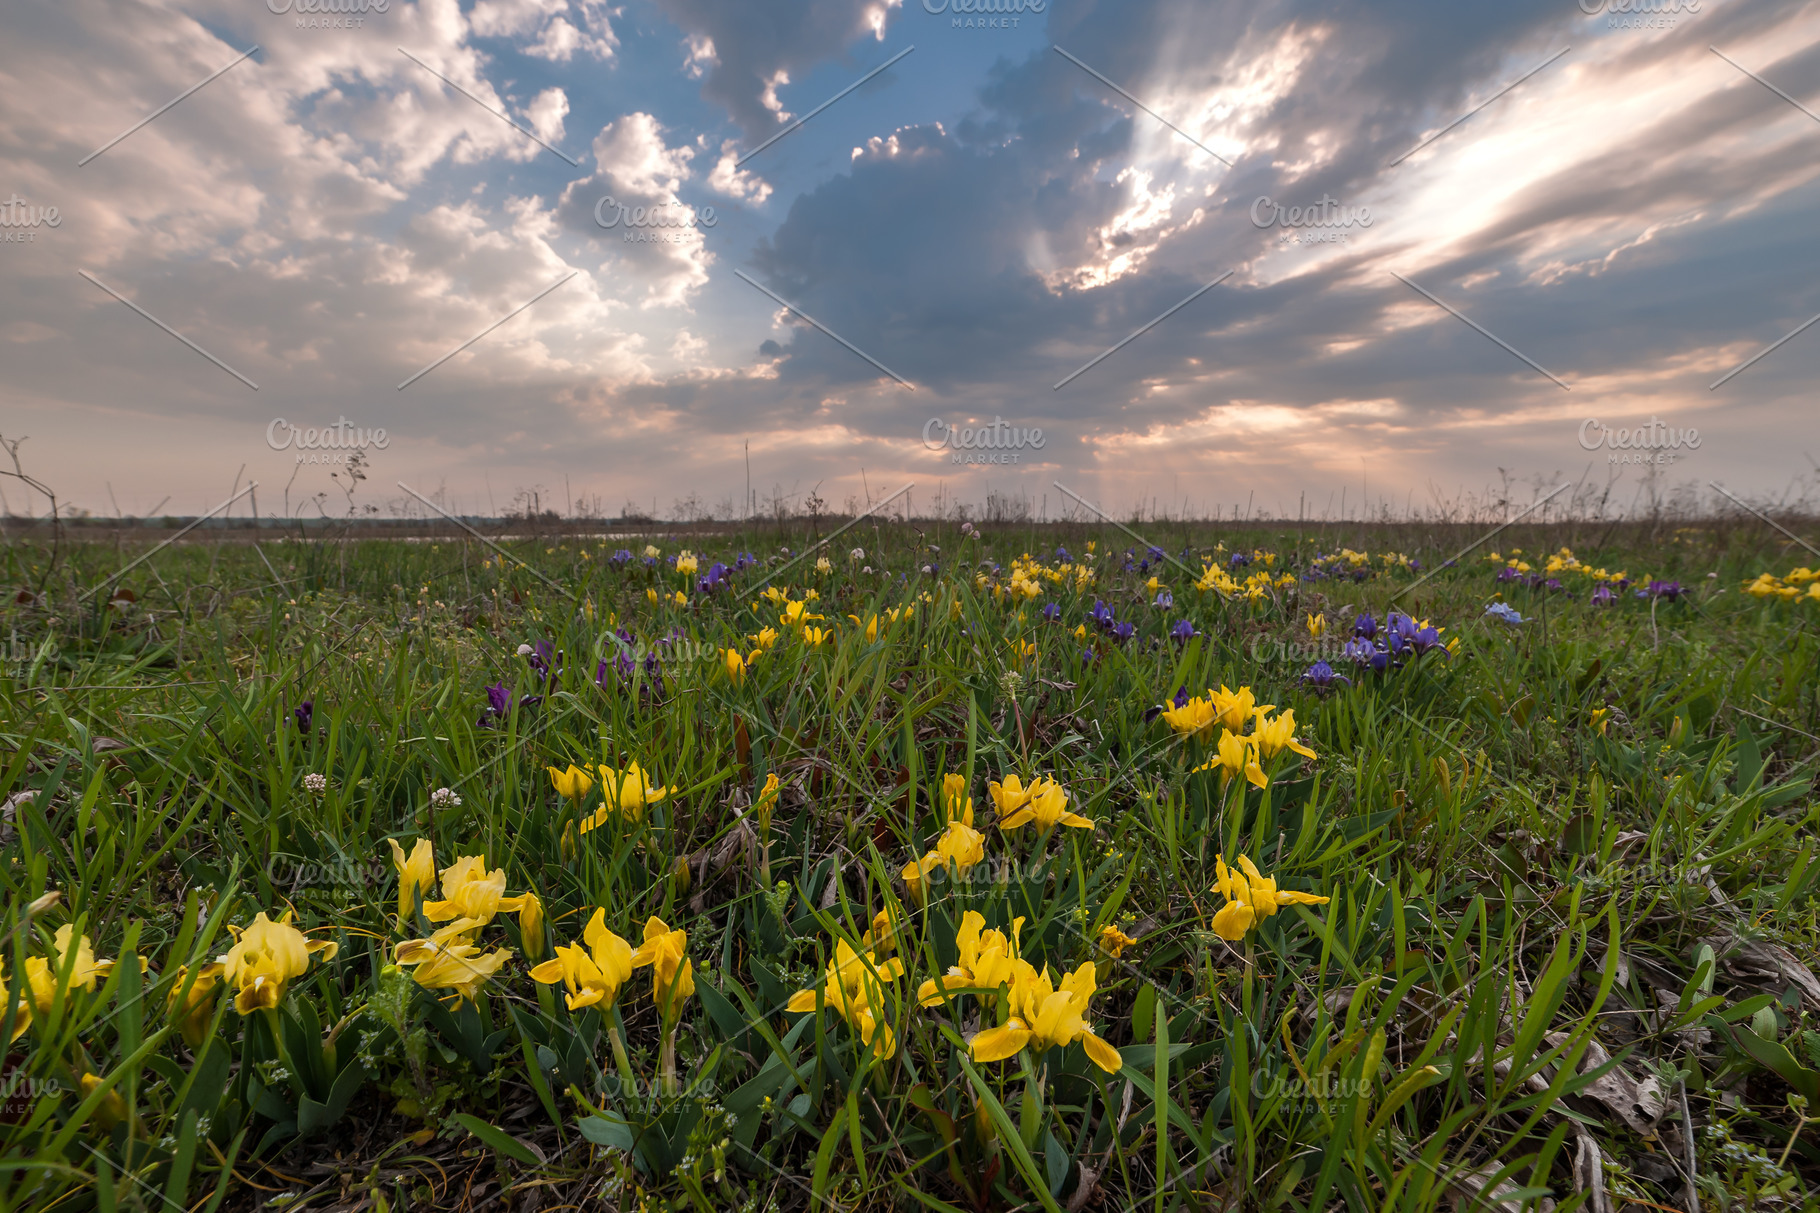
516 643 534 656
303 773 327 793
921 565 933 575
430 787 461 809
850 547 865 561
961 522 973 533
861 566 873 575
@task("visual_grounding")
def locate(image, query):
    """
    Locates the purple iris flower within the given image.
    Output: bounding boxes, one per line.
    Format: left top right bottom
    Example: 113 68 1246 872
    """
1386 612 1417 642
1591 584 1614 606
1353 613 1378 640
1154 590 1175 609
1089 600 1116 630
526 640 561 683
1350 568 1370 583
1144 685 1193 722
1645 579 1685 601
1110 621 1135 645
734 552 756 571
1409 626 1446 655
1055 546 1071 563
1495 566 1522 583
1302 661 1351 692
1147 546 1166 563
293 700 313 732
480 681 538 726
1040 602 1062 622
1228 551 1250 569
610 549 633 567
1342 637 1380 668
1170 618 1197 644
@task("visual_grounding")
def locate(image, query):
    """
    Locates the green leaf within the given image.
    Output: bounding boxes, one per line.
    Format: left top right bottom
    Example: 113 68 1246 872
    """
1132 983 1156 1044
579 1110 637 1152
957 1058 1063 1213
452 1113 542 1166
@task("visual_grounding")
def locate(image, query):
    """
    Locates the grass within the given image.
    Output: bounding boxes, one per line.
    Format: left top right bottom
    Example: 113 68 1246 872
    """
2 515 1820 1212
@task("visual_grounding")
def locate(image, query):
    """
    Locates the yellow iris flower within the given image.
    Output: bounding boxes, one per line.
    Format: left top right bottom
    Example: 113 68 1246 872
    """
1209 855 1330 941
969 961 1123 1074
1098 925 1139 959
1209 685 1271 733
1159 695 1216 741
997 778 1093 832
1192 729 1267 789
388 837 437 925
786 933 904 1059
547 764 595 801
219 912 338 1014
529 908 634 1010
421 856 534 941
393 938 514 1007
580 763 670 830
166 962 225 1048
629 917 694 1022
902 818 987 905
1252 709 1317 760
916 912 1025 1007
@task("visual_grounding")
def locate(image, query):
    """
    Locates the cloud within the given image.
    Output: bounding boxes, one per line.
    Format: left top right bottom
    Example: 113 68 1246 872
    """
651 0 902 137
2 0 1817 518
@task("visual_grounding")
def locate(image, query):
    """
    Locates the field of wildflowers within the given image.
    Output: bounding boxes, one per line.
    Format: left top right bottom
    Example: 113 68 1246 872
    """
3 518 1820 1211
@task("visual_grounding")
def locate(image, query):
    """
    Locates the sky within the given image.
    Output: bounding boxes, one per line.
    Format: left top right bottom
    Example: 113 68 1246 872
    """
1 0 1817 522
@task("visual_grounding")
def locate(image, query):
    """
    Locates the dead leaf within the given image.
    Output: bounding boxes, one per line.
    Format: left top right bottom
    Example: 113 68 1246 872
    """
1450 1164 1556 1213
1065 1164 1099 1213
1577 1039 1665 1137
0 791 34 844
1705 934 1820 1013
1572 1129 1611 1213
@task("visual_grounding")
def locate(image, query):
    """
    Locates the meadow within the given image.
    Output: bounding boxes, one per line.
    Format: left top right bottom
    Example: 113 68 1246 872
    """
3 512 1820 1212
